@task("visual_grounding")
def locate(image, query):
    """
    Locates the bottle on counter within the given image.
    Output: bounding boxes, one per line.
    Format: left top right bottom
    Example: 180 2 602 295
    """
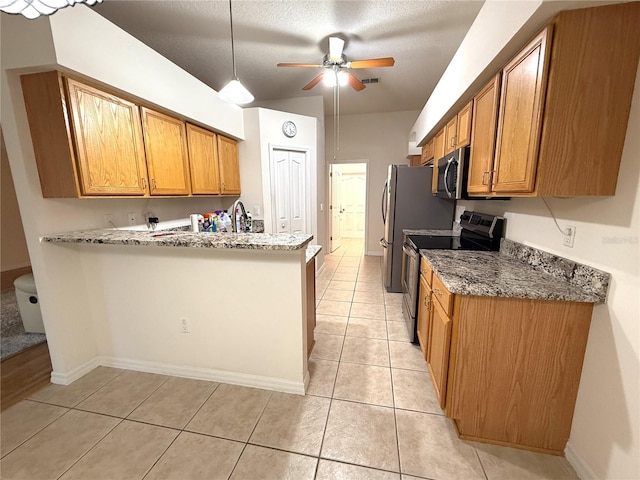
246 211 253 232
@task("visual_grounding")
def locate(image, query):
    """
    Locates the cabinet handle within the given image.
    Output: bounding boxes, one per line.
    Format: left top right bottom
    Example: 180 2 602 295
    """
433 288 441 297
141 178 148 190
490 170 497 186
151 179 157 191
482 172 490 185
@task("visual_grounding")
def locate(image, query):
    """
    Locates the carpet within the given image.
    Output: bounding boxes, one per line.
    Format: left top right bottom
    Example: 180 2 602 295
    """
1 289 46 361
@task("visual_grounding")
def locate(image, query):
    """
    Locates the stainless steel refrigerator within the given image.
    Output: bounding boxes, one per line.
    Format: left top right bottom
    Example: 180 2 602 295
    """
381 165 455 293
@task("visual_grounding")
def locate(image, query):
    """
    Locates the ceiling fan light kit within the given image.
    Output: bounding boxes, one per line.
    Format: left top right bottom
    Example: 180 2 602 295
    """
276 36 395 92
1 0 102 19
219 0 254 105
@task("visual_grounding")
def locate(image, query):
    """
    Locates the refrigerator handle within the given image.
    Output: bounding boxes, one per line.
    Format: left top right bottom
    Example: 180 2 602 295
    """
381 180 388 224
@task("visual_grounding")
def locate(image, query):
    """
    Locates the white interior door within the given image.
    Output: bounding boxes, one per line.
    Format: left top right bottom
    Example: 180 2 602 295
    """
342 173 366 238
330 165 343 252
272 149 306 234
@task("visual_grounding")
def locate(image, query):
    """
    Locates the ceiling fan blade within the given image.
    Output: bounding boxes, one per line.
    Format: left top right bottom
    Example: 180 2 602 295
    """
302 73 324 91
277 63 323 68
346 72 366 91
349 57 395 69
329 37 345 62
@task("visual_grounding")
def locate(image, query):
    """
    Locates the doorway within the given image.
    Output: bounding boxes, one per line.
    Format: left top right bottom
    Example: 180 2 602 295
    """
329 162 367 253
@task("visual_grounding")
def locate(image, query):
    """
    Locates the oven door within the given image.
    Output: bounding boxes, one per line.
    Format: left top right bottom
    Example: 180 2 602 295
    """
401 242 420 318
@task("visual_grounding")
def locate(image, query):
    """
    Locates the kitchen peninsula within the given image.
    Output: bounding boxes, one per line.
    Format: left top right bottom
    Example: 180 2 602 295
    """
41 228 316 394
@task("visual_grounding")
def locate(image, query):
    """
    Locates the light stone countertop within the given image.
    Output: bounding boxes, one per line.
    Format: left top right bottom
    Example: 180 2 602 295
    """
420 246 608 304
306 245 322 264
41 228 313 251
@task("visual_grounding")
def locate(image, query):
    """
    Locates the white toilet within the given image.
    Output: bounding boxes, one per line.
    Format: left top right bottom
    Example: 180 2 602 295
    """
13 273 45 334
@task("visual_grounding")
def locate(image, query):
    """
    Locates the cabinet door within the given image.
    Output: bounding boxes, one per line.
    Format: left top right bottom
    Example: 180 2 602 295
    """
217 135 241 195
187 124 221 195
427 298 452 408
66 78 148 196
417 274 432 359
468 75 501 195
455 101 473 148
141 108 191 196
444 116 458 155
493 28 550 193
432 129 446 193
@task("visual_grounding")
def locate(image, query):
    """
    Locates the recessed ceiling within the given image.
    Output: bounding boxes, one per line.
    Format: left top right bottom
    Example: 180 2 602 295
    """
94 0 484 116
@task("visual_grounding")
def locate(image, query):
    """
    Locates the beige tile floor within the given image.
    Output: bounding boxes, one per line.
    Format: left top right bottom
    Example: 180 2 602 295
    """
1 238 580 480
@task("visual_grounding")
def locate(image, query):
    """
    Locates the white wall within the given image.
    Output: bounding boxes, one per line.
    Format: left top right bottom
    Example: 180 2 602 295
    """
429 2 640 477
239 108 318 247
75 244 307 393
326 110 419 255
1 8 248 377
1 130 30 272
255 96 326 266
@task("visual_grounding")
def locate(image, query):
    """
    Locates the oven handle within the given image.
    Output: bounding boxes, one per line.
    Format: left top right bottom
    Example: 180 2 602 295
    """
402 243 418 259
380 238 389 248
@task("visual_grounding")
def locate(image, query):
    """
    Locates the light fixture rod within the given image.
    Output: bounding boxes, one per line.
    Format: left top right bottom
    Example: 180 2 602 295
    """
228 0 237 78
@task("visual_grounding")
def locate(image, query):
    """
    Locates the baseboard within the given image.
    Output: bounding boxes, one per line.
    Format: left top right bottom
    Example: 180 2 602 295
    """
50 357 100 385
1 266 32 291
364 250 383 257
97 356 307 395
316 262 326 275
566 441 598 480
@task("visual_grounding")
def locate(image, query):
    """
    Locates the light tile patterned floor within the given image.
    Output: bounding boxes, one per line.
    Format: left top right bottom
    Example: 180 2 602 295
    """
0 238 579 480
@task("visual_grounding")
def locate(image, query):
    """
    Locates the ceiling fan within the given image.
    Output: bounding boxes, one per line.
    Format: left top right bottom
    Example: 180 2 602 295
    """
277 36 395 91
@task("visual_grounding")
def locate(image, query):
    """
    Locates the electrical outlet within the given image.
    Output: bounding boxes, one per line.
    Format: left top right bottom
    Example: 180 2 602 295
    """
127 213 137 226
253 205 261 216
103 214 114 227
180 317 190 334
320 203 324 212
563 225 576 248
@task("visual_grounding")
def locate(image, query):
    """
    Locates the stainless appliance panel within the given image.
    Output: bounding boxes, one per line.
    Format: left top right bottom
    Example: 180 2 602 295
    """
382 165 455 293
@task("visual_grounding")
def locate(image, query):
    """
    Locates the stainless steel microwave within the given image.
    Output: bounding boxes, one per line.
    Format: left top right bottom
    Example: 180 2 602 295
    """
435 146 470 199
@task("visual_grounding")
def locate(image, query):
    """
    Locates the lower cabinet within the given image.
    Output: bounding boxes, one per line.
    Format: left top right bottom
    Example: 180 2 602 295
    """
422 265 594 454
427 297 452 409
416 273 431 359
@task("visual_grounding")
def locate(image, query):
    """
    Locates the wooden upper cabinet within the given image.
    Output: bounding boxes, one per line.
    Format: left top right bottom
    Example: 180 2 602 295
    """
444 116 458 155
467 75 501 195
421 137 435 165
66 78 149 196
488 1 640 196
455 101 473 148
217 135 241 195
432 128 446 193
186 124 221 195
493 28 550 194
141 108 191 195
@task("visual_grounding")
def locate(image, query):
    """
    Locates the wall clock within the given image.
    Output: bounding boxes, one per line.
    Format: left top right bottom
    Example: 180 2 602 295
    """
282 120 297 138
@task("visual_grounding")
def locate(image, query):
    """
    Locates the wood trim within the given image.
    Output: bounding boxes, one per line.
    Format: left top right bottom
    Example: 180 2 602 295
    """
455 423 565 456
1 266 33 291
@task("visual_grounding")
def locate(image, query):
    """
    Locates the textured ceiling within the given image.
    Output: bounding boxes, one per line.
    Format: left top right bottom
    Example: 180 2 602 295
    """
94 0 484 116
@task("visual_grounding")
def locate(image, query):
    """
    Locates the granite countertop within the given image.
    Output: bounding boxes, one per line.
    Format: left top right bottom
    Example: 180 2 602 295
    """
306 245 322 264
404 223 463 237
420 242 609 304
41 229 313 251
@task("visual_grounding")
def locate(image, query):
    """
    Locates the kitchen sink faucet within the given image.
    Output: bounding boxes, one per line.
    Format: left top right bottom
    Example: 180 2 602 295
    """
231 199 248 232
